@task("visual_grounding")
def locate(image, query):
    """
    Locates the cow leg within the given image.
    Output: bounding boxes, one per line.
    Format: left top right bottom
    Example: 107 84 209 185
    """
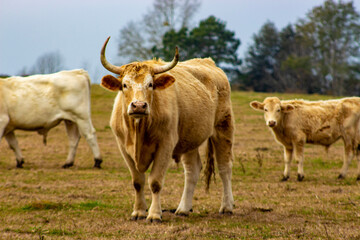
118 145 147 220
210 117 234 215
175 149 202 216
147 148 172 222
213 137 234 214
294 143 305 181
211 110 234 214
62 120 81 168
338 141 354 179
75 119 102 168
282 147 293 181
5 132 24 168
131 171 147 220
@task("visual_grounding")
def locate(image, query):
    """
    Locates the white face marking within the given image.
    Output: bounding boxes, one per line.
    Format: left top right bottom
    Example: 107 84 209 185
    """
143 74 153 89
123 74 153 91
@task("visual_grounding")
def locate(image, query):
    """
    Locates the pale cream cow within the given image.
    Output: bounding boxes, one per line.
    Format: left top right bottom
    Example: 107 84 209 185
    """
251 97 360 181
1 69 102 168
100 37 234 222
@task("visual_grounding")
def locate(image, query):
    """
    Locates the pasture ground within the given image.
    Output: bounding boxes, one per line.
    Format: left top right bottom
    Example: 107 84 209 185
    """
0 85 359 239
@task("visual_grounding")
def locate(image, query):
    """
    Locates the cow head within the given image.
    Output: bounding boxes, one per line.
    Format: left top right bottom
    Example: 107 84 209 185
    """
250 97 294 128
100 37 179 118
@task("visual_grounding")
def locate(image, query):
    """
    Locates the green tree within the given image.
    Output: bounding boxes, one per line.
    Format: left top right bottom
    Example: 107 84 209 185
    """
275 24 299 92
296 0 360 95
154 27 192 61
278 25 321 93
244 21 281 92
189 16 241 68
155 16 241 82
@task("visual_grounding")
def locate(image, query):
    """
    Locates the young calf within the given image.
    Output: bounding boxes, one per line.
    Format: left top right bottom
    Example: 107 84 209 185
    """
250 97 360 181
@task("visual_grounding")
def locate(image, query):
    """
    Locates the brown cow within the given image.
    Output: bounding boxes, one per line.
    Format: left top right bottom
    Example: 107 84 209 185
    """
250 97 360 181
99 37 234 222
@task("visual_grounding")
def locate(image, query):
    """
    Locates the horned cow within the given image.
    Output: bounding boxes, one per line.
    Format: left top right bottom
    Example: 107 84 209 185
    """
1 69 102 168
100 37 234 222
250 97 360 181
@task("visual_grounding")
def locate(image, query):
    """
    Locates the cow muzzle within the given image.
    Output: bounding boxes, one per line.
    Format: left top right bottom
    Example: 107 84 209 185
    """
128 101 149 118
267 120 277 128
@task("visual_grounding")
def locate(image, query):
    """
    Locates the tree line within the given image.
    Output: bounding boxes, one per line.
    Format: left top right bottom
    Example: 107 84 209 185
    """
119 0 360 96
242 0 360 96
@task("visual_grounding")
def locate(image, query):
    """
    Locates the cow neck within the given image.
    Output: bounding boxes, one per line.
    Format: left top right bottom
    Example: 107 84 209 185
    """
271 117 289 143
272 124 284 137
134 118 146 165
125 116 149 168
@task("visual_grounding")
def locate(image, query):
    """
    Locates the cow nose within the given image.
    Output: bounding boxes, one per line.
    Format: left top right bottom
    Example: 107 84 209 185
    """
268 120 276 127
130 101 147 112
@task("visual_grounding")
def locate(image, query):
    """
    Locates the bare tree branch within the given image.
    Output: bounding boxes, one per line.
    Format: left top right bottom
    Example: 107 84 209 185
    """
118 0 201 61
32 51 64 74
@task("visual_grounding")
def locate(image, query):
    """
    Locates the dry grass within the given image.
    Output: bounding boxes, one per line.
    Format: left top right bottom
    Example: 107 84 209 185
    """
0 86 359 239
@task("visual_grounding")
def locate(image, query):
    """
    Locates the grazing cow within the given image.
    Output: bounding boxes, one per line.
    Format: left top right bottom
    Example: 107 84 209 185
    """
250 97 360 181
100 37 234 222
1 69 102 168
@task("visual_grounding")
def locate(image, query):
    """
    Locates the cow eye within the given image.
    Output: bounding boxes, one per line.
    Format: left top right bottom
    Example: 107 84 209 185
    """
123 83 127 89
148 83 153 88
264 108 268 112
277 109 280 112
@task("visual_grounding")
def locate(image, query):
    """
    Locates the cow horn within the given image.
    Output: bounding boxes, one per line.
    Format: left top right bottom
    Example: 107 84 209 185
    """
153 47 179 74
100 36 123 74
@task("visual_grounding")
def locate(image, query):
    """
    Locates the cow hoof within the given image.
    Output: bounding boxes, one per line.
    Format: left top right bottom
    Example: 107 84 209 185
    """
281 176 289 182
338 174 345 179
297 174 304 182
62 163 74 168
146 217 162 223
130 210 147 221
94 158 103 168
357 175 360 181
16 159 24 168
175 210 190 216
131 215 146 221
219 211 233 215
219 206 233 214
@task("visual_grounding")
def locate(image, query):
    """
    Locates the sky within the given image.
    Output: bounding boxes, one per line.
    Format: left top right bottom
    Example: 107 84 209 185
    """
1 0 359 83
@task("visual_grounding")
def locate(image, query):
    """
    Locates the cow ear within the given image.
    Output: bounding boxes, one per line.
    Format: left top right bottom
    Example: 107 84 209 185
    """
281 104 294 112
250 101 264 111
101 75 122 91
153 74 175 90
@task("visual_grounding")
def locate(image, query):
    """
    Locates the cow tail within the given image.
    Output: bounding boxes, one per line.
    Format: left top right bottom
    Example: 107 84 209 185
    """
204 137 216 192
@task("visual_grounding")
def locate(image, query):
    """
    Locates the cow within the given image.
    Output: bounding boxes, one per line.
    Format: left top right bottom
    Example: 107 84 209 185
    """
1 69 102 168
250 96 360 181
99 37 234 222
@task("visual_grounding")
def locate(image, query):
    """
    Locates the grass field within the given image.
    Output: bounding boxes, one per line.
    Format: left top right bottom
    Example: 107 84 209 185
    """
0 85 359 239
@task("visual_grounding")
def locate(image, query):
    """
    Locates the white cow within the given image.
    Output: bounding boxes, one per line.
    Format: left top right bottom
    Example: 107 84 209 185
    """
0 69 102 168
